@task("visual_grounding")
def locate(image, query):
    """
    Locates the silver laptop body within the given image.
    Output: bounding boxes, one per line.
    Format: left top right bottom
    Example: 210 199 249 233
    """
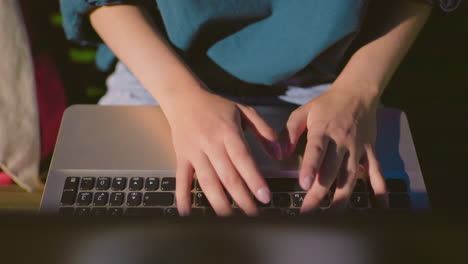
40 105 429 214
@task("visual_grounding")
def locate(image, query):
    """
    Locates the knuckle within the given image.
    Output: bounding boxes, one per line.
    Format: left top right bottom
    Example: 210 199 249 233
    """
286 110 301 126
333 133 350 145
312 144 325 155
175 157 187 167
286 119 296 131
199 135 223 150
334 127 356 143
290 109 301 119
219 121 236 132
229 145 249 159
346 169 357 179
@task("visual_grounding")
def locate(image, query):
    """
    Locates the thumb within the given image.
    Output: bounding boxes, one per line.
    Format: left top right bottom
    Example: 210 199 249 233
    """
279 108 308 158
238 105 282 160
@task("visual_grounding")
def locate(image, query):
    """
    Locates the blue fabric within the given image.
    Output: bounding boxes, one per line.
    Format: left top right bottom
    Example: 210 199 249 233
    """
205 0 364 85
60 0 138 70
60 0 462 84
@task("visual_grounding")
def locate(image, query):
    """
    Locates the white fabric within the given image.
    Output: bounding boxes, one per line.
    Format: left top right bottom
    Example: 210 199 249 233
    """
99 61 332 106
278 83 332 105
0 0 41 191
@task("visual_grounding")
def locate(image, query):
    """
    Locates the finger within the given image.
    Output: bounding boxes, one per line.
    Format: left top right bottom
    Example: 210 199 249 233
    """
365 145 388 208
330 150 360 212
279 108 308 158
206 147 259 216
298 133 329 191
238 105 282 160
193 154 233 216
175 160 195 216
301 140 345 214
224 134 272 205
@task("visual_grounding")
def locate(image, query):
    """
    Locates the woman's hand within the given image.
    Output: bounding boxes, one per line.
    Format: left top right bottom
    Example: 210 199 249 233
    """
164 89 281 216
278 85 389 213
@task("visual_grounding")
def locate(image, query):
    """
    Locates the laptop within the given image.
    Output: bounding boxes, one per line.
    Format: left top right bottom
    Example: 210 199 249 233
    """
39 105 430 216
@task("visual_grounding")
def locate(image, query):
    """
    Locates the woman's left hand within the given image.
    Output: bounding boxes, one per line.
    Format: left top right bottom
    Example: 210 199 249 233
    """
278 84 389 213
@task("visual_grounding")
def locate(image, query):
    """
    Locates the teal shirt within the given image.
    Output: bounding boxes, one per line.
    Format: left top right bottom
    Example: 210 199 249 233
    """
61 0 369 87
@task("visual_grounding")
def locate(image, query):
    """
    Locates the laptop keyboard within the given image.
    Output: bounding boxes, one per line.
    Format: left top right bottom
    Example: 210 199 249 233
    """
59 176 411 216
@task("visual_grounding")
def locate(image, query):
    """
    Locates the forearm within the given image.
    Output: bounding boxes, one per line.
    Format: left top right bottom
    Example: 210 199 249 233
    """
89 5 206 109
331 0 432 102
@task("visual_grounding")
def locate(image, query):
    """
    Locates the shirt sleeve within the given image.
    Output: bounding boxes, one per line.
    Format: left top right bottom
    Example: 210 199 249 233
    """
425 0 462 12
60 0 139 45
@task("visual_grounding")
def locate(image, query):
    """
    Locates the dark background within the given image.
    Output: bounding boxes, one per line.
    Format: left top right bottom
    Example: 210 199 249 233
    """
384 4 468 209
29 2 468 209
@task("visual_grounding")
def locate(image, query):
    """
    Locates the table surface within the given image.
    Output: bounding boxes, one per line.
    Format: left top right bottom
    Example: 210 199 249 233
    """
0 185 42 212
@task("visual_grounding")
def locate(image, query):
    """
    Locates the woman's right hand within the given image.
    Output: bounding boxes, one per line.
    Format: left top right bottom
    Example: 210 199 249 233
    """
163 90 281 216
89 2 280 217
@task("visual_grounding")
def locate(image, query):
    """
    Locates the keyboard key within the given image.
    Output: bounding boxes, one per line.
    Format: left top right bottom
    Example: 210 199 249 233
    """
76 192 93 206
61 190 77 205
262 208 282 216
194 192 210 207
351 193 368 208
95 177 111 191
59 207 74 216
145 177 159 191
292 193 305 207
75 207 90 216
389 193 411 209
143 192 174 206
93 192 109 206
386 179 408 193
284 208 300 217
165 208 179 217
80 177 96 190
266 178 302 192
160 177 176 191
91 208 108 216
111 177 127 191
273 193 291 207
196 180 202 191
108 208 123 216
63 177 80 191
353 179 366 193
127 192 142 206
126 208 164 216
129 177 144 191
109 192 125 206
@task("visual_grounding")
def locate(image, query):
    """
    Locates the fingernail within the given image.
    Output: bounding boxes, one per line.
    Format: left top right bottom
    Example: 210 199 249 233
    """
256 187 271 204
302 176 314 190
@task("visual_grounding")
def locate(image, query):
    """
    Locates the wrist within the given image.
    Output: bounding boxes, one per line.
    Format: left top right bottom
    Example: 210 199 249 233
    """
146 73 208 105
329 77 383 109
155 82 212 121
